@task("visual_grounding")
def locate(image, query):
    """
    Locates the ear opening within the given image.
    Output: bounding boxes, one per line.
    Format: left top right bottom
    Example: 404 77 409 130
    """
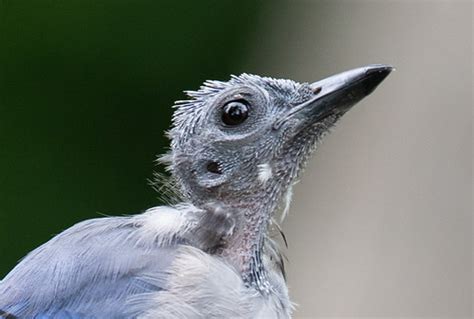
194 159 228 189
206 161 222 174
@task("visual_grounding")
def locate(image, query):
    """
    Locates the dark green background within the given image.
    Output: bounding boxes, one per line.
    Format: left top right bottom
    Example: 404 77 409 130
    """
0 1 264 278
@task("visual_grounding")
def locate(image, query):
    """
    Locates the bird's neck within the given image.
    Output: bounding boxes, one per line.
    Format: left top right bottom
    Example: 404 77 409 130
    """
218 196 278 293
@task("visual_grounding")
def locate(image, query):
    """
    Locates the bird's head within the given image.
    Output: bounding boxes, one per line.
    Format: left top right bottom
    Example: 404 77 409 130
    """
164 65 392 213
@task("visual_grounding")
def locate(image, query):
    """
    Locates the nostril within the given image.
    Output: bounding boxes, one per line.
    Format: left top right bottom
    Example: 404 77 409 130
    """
206 161 222 174
312 86 322 94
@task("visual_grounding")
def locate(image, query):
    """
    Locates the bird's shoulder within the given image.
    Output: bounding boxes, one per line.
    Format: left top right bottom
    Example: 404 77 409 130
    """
0 204 205 318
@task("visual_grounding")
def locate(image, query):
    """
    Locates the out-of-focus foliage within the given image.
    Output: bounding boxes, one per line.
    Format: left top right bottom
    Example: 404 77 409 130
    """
0 0 263 277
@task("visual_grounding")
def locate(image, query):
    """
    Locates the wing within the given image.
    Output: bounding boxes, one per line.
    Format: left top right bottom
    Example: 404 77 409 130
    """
0 206 195 318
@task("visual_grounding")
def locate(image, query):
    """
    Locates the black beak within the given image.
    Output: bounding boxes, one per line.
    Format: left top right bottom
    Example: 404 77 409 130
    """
306 64 393 122
274 64 393 130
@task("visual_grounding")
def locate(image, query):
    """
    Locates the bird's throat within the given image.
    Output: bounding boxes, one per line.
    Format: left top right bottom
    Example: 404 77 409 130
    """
218 201 276 294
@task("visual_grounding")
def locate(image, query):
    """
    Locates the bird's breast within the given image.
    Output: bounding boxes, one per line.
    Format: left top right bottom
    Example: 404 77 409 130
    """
137 245 291 319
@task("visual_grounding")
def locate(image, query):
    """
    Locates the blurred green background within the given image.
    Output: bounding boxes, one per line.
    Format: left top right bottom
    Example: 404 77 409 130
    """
0 0 264 277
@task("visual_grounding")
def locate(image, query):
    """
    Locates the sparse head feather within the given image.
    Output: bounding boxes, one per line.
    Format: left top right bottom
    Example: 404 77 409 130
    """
257 163 272 184
169 74 313 148
161 73 338 208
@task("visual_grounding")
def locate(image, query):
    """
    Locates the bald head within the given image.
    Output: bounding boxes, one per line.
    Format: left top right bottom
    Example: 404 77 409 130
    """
164 65 392 210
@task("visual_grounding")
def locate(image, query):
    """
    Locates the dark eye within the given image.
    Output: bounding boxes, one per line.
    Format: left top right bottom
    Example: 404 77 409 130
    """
222 101 249 126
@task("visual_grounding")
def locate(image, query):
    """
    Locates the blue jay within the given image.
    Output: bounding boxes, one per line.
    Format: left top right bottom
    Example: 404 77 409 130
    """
0 65 392 318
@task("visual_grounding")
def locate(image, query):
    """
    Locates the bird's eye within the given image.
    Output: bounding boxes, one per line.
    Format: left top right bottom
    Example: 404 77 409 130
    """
222 101 249 126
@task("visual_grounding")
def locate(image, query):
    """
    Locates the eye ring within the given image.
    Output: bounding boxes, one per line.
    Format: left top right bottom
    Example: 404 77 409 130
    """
222 100 249 126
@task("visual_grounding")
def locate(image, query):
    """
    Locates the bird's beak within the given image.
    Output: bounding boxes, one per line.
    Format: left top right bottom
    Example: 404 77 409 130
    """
308 64 393 118
275 64 393 128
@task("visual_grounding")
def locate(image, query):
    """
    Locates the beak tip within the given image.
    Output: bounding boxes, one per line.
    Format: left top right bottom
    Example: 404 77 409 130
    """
362 64 393 95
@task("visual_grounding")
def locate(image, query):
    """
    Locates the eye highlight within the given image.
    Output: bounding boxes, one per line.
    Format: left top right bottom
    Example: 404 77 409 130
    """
222 100 249 126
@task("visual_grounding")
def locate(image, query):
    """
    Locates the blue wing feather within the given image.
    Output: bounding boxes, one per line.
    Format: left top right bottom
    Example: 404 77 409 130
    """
0 213 180 318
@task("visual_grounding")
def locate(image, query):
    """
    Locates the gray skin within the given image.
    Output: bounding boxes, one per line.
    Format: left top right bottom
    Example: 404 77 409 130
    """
0 65 392 318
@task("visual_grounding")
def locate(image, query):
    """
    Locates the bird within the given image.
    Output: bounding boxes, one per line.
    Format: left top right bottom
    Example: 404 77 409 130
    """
0 64 392 318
